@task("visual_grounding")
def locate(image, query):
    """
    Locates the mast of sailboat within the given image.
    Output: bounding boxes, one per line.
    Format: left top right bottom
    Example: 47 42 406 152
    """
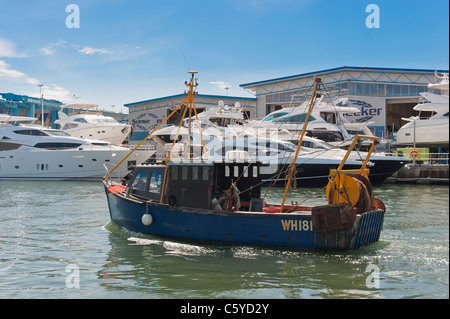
279 77 321 212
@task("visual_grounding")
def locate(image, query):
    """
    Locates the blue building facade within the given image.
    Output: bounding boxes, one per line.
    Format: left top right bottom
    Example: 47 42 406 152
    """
0 92 62 128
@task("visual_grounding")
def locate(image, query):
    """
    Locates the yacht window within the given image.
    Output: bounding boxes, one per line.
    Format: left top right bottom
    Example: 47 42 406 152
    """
90 117 117 124
262 111 289 122
74 118 88 123
13 129 48 136
273 114 316 124
33 142 82 150
301 141 313 148
149 170 163 194
444 112 449 117
44 130 71 137
0 141 21 151
131 170 148 191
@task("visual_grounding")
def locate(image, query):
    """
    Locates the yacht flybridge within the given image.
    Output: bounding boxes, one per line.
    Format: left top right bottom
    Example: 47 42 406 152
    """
54 103 131 145
0 117 154 180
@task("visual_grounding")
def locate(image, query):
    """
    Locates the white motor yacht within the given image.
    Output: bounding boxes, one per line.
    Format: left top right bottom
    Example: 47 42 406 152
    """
0 117 154 180
396 72 449 149
243 95 373 147
54 103 131 145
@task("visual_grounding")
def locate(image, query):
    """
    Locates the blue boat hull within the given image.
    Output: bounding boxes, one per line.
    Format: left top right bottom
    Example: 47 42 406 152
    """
105 184 385 251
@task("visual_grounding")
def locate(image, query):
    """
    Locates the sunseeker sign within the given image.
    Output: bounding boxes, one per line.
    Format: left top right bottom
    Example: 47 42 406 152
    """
132 112 162 131
342 98 385 127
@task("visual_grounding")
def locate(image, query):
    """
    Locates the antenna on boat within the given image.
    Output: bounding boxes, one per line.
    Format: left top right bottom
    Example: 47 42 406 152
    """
279 77 322 212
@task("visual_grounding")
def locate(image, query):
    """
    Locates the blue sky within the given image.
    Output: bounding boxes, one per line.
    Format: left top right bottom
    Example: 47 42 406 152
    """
0 0 448 112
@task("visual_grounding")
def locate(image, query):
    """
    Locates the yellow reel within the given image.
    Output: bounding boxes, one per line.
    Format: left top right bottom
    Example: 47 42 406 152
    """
326 172 361 207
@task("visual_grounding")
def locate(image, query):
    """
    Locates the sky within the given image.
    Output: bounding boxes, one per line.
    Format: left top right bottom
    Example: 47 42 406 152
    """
0 0 448 113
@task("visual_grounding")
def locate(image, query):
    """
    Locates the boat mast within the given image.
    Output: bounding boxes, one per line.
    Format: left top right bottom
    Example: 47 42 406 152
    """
280 77 321 212
159 71 208 202
103 72 207 180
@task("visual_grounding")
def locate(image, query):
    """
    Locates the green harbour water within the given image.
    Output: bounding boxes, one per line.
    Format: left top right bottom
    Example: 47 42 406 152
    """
0 180 448 299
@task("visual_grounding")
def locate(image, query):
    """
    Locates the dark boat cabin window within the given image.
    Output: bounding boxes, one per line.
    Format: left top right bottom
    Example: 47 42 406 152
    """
149 170 163 194
130 170 148 191
166 164 213 209
181 166 189 180
171 167 178 180
128 167 165 201
202 167 210 180
192 166 199 180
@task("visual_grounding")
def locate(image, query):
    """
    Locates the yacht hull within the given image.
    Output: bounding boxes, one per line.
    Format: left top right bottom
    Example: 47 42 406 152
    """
0 148 154 180
396 120 449 147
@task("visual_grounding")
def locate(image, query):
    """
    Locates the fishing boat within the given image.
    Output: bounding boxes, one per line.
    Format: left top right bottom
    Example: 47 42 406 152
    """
103 74 385 250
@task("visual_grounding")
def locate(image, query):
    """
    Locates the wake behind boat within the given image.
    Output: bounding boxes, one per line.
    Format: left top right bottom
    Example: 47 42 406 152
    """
103 74 386 251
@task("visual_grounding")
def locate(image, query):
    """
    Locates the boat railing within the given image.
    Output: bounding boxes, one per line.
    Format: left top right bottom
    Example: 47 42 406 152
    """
103 163 131 182
386 152 449 165
127 143 156 151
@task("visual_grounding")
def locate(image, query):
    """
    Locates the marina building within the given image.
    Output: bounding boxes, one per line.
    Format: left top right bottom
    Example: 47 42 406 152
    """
0 92 62 128
240 66 449 138
125 93 256 144
0 92 127 128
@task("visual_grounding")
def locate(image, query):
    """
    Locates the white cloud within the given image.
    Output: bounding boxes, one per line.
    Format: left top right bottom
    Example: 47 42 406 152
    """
39 41 113 56
25 77 40 85
210 81 231 90
40 47 56 55
79 46 112 55
0 60 26 78
41 84 72 102
0 37 24 58
39 40 68 56
0 59 72 102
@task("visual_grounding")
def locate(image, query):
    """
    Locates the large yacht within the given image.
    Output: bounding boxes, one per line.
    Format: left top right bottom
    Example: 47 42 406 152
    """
54 104 131 145
0 117 154 180
244 94 357 146
396 72 449 150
